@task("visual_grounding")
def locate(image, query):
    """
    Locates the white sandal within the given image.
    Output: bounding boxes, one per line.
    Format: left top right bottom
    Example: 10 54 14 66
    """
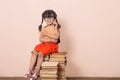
24 71 34 79
31 72 39 80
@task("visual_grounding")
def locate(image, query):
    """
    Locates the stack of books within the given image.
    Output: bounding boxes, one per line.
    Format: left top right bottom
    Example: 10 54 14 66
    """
49 52 67 80
40 62 58 80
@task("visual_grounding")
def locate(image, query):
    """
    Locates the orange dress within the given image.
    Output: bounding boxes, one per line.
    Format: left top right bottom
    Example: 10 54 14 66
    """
33 25 58 56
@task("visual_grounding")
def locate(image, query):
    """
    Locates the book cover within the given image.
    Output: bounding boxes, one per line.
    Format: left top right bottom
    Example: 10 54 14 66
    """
42 62 58 67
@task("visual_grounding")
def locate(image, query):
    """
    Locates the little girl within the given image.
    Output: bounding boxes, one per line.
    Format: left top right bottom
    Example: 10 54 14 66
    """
24 10 61 80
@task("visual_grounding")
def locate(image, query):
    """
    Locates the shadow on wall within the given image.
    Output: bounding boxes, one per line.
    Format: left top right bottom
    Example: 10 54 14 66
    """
59 18 80 77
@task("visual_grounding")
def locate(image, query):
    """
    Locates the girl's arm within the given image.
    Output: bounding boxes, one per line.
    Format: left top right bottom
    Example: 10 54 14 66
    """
39 33 57 43
43 29 60 40
40 38 57 43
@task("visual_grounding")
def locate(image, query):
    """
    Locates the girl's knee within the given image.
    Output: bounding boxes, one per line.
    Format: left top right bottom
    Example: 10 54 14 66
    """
38 52 44 58
31 50 38 55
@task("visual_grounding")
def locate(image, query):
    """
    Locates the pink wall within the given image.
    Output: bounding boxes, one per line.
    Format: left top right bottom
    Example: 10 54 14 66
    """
0 0 120 77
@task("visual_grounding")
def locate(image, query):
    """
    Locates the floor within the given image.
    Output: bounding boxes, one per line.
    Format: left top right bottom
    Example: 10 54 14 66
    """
0 77 120 80
68 77 120 80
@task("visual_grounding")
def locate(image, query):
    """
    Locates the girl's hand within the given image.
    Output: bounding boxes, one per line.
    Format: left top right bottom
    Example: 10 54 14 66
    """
51 39 57 43
53 21 58 27
41 30 48 36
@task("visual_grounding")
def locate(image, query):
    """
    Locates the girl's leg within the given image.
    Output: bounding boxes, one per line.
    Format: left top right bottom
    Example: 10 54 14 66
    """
32 52 44 79
29 50 38 71
24 50 38 78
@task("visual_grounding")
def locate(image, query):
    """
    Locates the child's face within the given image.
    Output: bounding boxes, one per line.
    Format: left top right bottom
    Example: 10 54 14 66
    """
44 17 55 25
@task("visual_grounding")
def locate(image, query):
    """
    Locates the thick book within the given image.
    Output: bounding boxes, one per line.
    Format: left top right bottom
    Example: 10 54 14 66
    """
49 58 66 62
41 68 57 71
58 78 67 80
42 25 58 40
58 70 65 76
42 62 58 67
40 74 57 78
58 76 66 79
50 55 66 58
40 69 57 75
52 52 67 55
42 66 58 69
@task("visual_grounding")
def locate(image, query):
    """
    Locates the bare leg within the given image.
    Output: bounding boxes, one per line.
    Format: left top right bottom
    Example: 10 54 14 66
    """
34 52 44 73
29 50 38 71
32 52 44 80
24 50 38 79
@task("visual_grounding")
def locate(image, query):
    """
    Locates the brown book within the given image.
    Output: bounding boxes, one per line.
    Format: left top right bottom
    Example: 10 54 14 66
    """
50 55 66 58
58 78 67 80
41 68 57 71
58 70 65 75
58 73 65 76
42 66 58 69
58 76 66 79
59 61 66 64
58 66 65 69
40 77 57 79
40 74 57 78
52 52 67 55
48 61 65 64
49 58 66 62
42 62 58 67
42 25 58 40
40 69 57 75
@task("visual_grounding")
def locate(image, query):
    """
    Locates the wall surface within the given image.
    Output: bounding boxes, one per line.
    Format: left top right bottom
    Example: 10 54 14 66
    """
0 0 120 77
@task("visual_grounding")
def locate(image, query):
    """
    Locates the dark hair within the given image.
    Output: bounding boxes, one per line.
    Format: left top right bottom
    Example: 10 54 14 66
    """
38 10 61 31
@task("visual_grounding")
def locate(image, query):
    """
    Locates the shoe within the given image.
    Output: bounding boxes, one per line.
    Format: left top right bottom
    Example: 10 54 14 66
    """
24 71 34 79
31 72 39 80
